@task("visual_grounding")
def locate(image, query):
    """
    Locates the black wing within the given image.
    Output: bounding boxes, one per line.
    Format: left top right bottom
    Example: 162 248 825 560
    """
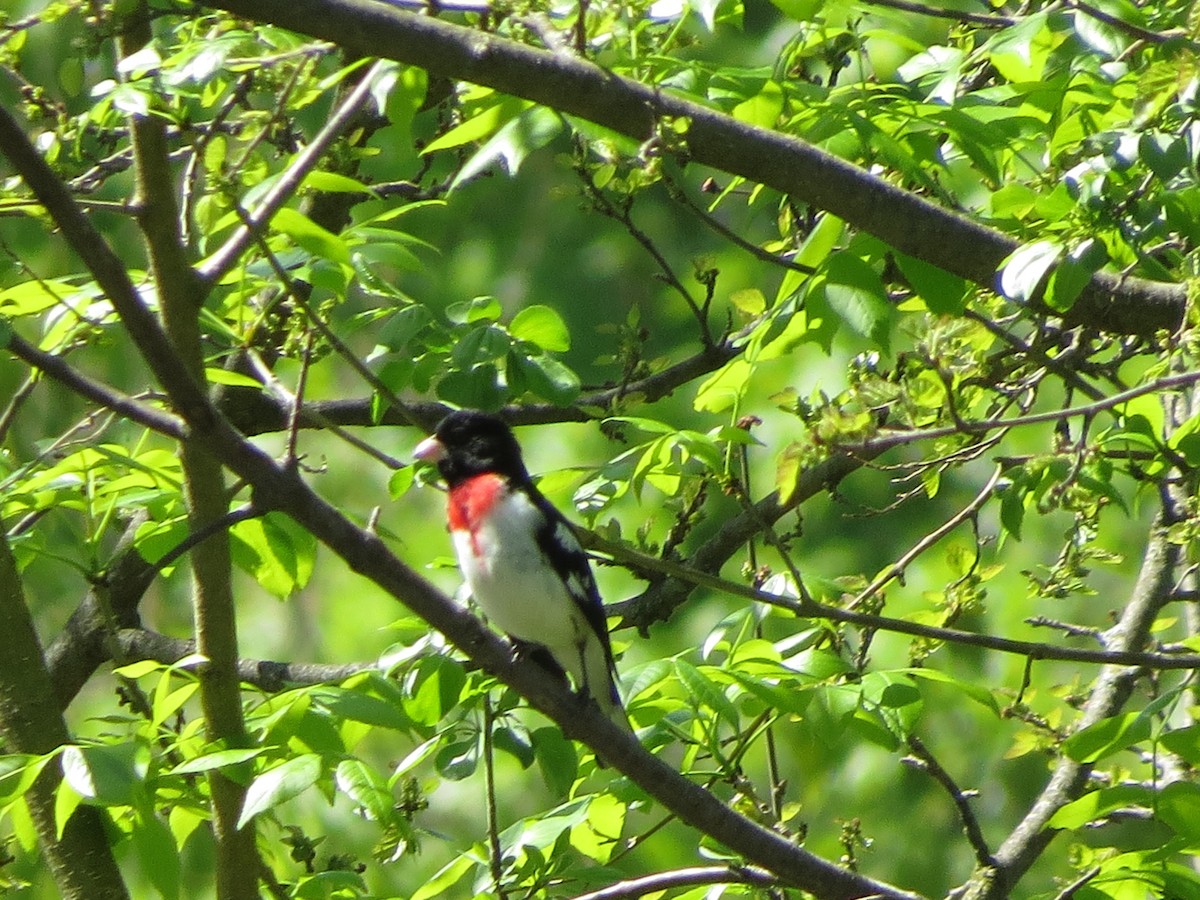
528 487 619 682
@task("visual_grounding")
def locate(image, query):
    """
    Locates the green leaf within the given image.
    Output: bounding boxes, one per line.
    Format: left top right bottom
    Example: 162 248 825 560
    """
894 252 966 315
0 754 51 805
132 809 180 900
1048 785 1150 829
272 207 351 266
452 106 562 189
313 685 409 731
0 316 11 349
230 513 316 600
1161 723 1200 765
674 660 739 726
438 363 503 409
236 754 322 828
901 667 1000 716
112 660 162 680
766 0 821 21
169 748 266 776
985 12 1052 81
727 671 813 716
694 358 752 413
421 95 527 155
999 239 1061 304
302 170 374 194
203 368 263 389
999 480 1026 540
411 854 475 900
446 295 502 325
388 466 415 499
60 742 149 807
493 726 536 768
806 683 861 744
532 727 577 796
732 80 783 129
1045 238 1107 312
823 254 892 346
335 759 394 821
518 353 581 405
435 738 479 781
0 279 89 317
571 794 626 863
510 304 571 352
1159 782 1200 842
1062 712 1150 763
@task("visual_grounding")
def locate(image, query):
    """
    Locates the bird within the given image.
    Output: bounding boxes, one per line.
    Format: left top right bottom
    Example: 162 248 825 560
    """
413 409 631 732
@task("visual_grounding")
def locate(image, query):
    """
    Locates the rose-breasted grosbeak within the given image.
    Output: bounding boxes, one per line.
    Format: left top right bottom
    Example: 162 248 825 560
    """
414 410 630 731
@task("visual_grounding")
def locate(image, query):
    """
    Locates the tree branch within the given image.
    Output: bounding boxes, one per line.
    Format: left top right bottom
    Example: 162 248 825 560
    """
4 332 186 440
571 864 780 899
220 341 739 436
0 532 130 899
197 0 1184 337
595 528 1200 670
905 734 994 869
113 628 375 691
961 500 1183 897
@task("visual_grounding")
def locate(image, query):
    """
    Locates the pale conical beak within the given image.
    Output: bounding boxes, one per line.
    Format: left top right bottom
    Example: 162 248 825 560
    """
413 435 446 463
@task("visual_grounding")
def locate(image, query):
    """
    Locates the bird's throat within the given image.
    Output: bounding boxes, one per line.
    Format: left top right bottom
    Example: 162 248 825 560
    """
447 473 508 540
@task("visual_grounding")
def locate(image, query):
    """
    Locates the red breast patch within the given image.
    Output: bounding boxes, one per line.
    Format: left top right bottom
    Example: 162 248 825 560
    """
447 473 507 535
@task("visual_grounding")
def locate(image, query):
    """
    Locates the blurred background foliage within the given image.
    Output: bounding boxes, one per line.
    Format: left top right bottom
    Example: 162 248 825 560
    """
2 0 1200 897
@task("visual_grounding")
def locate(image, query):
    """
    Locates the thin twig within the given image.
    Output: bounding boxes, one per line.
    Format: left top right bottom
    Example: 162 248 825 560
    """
665 174 815 275
845 464 1003 611
114 627 375 691
590 532 1200 670
482 696 508 898
843 370 1200 455
577 166 713 346
905 734 994 868
236 212 422 429
859 0 1018 26
244 350 406 468
1052 866 1101 900
197 58 386 286
571 864 780 900
5 333 186 439
141 504 261 588
0 372 38 446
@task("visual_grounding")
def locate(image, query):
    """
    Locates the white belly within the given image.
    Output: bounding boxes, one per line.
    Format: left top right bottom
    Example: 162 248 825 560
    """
453 490 586 679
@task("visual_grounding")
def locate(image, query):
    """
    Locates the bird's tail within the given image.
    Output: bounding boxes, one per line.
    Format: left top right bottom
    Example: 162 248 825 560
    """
584 638 633 733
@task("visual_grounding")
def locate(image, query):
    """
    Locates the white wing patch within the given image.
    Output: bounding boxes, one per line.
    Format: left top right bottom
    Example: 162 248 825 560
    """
554 520 582 554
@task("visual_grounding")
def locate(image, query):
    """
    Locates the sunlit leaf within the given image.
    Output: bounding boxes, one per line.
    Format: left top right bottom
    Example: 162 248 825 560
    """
236 754 322 828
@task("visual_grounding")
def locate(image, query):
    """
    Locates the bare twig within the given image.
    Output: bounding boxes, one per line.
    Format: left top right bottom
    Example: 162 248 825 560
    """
114 628 375 690
244 350 406 469
905 735 994 868
482 697 508 898
591 530 1200 670
844 370 1200 455
845 465 1003 611
196 58 386 286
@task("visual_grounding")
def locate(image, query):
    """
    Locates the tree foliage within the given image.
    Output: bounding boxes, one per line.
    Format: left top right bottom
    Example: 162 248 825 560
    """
2 0 1200 898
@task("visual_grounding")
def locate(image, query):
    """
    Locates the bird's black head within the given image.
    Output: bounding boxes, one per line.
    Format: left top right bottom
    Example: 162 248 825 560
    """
414 410 529 486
